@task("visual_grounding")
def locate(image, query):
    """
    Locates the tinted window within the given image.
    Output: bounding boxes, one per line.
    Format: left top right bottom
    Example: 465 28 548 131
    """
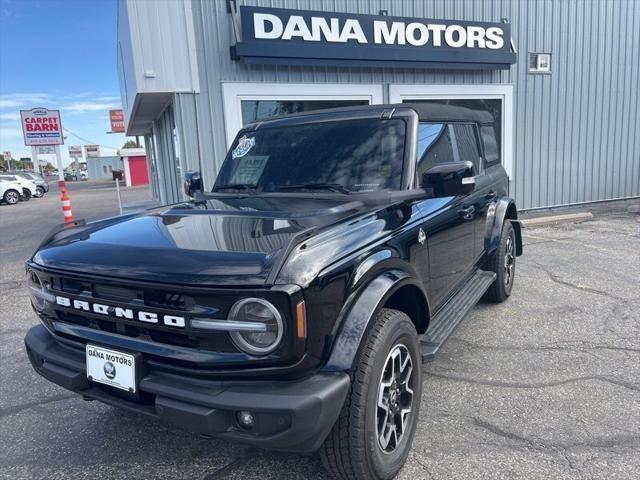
481 126 499 165
216 119 406 193
241 100 369 126
416 123 455 177
451 124 481 171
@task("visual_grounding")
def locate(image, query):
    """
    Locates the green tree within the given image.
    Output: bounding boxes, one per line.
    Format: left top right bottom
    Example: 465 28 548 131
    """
122 139 137 148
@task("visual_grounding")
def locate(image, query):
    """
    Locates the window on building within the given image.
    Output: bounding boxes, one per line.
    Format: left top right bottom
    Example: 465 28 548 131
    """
240 100 369 126
103 166 108 174
108 165 113 173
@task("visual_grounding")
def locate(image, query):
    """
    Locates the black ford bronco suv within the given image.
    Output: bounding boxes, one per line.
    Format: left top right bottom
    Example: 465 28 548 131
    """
25 103 522 479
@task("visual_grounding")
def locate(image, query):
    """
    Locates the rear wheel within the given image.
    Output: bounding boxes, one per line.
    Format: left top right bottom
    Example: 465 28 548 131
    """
320 308 422 480
21 188 32 201
3 189 20 205
484 220 516 302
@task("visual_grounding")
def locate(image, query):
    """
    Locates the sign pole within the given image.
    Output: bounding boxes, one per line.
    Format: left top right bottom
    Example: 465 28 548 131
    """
54 145 64 181
31 146 40 174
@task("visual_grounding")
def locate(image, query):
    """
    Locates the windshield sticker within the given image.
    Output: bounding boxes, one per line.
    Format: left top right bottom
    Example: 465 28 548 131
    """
232 135 256 159
230 155 269 184
377 165 391 177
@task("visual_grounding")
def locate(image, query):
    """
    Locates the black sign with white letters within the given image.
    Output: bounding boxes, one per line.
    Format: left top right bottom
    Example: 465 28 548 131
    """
233 6 516 70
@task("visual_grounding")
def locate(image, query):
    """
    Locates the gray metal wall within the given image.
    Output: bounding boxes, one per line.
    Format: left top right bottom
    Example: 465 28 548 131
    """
171 0 639 210
86 156 123 180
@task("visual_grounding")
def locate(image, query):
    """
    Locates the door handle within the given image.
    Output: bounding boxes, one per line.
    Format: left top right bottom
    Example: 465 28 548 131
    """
485 191 497 201
458 205 476 220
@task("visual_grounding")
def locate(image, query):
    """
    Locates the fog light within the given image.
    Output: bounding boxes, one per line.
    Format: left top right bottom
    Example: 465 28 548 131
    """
237 410 255 429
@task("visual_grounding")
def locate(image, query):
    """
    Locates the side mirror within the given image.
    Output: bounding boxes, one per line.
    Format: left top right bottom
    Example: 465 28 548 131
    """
421 161 476 197
183 170 203 198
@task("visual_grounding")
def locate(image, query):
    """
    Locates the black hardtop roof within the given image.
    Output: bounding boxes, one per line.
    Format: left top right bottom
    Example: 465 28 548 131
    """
244 102 494 129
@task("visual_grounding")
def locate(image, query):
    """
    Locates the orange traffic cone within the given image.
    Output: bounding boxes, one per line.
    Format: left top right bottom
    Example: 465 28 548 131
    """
58 180 73 223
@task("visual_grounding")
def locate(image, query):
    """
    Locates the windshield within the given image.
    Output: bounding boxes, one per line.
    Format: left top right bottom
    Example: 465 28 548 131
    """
215 118 406 194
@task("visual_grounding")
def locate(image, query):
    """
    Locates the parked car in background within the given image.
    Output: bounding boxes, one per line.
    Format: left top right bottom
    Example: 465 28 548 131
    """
0 177 23 205
0 174 37 201
8 171 49 197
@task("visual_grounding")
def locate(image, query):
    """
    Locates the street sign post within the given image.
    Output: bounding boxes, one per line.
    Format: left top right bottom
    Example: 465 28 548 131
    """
68 146 83 180
109 109 125 133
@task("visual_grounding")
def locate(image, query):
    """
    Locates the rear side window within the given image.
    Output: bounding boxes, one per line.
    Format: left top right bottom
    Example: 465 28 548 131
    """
480 125 500 165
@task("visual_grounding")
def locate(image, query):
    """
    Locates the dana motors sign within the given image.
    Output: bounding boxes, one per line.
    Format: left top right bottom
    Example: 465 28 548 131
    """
234 7 516 69
20 108 64 146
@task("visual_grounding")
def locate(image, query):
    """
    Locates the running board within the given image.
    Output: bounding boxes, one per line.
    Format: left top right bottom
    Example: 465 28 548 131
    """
420 270 496 362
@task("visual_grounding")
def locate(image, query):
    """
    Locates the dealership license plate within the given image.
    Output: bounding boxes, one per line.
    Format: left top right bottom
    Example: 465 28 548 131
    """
86 344 136 393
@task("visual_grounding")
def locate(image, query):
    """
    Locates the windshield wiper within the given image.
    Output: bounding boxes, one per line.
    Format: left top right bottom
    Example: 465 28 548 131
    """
212 183 257 192
278 183 351 194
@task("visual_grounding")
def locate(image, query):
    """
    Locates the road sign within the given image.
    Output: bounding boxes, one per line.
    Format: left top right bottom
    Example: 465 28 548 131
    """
37 145 56 155
20 108 64 146
2 151 11 161
68 146 82 158
109 109 125 133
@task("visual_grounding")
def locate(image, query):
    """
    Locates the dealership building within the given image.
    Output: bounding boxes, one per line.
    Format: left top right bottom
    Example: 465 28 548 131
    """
117 0 639 209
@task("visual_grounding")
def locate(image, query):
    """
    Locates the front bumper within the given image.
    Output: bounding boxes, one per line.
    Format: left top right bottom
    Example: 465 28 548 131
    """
25 325 349 452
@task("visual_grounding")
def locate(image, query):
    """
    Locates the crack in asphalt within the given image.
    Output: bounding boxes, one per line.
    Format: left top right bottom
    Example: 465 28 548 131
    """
0 393 76 418
201 447 255 480
531 262 625 301
426 372 640 393
471 416 640 452
0 280 26 291
411 452 435 479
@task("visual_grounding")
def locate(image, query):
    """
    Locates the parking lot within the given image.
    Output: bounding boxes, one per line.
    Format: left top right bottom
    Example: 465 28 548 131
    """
1 187 639 480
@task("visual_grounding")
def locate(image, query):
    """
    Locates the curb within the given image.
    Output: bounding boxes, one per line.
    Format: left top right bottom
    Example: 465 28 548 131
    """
520 212 593 228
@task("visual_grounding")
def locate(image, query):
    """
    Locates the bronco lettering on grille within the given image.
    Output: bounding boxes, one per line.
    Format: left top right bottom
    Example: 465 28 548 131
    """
54 295 185 328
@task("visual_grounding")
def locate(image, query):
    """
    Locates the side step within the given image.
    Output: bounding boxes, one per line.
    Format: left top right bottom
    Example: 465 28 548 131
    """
420 270 496 362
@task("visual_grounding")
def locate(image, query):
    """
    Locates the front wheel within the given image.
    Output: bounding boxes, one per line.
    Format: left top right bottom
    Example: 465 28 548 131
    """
21 188 32 201
3 189 20 205
320 308 422 480
34 186 45 197
484 220 516 302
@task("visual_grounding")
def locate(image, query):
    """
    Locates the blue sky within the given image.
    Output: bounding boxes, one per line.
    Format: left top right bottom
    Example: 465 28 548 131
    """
0 0 127 166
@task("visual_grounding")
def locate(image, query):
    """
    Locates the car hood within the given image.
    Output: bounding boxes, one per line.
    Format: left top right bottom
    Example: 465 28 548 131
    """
32 196 369 286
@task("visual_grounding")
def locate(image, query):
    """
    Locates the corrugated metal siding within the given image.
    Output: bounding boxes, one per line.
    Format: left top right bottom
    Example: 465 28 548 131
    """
170 0 640 209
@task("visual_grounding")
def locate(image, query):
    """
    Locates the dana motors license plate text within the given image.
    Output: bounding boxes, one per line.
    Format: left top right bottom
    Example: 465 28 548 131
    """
87 346 133 366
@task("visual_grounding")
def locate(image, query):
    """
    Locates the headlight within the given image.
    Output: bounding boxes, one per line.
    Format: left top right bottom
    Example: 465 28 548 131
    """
228 298 283 356
27 269 54 312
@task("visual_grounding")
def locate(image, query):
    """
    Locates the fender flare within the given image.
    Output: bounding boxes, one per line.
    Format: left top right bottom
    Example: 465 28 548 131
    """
485 197 523 257
322 269 429 372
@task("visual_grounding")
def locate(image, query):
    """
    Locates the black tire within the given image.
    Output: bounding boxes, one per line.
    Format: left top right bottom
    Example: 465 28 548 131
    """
35 186 45 197
3 189 20 205
320 308 422 480
21 188 32 201
484 220 516 302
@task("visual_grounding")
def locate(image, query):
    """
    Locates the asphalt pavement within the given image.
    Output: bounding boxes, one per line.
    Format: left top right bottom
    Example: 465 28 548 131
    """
1 188 639 480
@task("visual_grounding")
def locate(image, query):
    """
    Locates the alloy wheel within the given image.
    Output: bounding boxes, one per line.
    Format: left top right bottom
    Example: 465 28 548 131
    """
376 343 415 453
5 191 19 204
504 232 515 286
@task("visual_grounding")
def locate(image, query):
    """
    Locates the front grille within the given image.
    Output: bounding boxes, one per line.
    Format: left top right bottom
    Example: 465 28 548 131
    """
36 270 292 358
